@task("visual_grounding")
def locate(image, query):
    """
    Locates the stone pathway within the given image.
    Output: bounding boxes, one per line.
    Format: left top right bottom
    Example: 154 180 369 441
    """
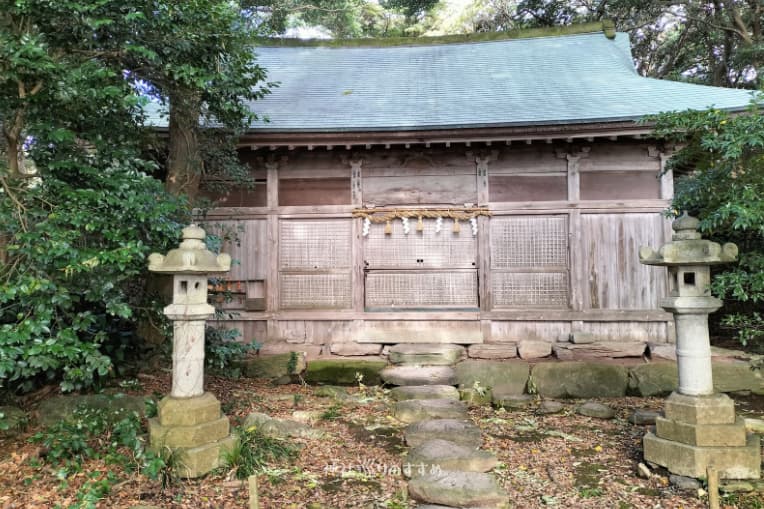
382 344 509 509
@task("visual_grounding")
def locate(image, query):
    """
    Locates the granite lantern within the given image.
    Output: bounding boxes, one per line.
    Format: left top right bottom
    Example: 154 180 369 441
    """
639 213 760 479
147 224 237 478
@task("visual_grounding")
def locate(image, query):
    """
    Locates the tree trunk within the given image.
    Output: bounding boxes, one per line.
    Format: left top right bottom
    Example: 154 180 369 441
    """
166 89 202 199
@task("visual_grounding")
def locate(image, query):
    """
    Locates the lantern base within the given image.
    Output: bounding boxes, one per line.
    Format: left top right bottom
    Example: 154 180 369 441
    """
149 393 238 478
644 392 761 480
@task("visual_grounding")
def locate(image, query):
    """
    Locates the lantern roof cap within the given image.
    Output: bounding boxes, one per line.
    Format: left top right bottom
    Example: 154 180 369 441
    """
639 214 738 267
148 224 231 274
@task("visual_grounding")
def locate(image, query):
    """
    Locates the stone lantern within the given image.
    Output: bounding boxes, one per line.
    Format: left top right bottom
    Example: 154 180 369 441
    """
147 224 237 478
639 213 760 480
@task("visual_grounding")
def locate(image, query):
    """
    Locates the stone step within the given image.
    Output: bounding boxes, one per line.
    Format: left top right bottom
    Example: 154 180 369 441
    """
394 399 468 424
408 471 508 508
381 365 456 386
388 344 465 366
405 439 498 477
405 419 482 449
390 385 460 401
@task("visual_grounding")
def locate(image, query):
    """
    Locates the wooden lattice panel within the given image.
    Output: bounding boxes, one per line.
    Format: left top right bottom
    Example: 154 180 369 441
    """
279 274 352 309
490 216 568 268
279 219 351 270
491 272 568 307
365 271 478 308
364 219 476 269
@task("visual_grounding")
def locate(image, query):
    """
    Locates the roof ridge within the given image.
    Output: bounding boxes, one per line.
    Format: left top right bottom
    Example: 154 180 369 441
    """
256 21 616 48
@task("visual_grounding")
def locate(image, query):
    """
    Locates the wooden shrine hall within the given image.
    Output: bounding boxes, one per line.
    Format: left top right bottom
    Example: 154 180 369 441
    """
153 23 754 357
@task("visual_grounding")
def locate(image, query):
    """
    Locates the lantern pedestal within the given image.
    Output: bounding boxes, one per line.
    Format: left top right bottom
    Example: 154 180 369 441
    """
639 214 760 480
149 393 237 478
147 225 236 478
643 393 760 479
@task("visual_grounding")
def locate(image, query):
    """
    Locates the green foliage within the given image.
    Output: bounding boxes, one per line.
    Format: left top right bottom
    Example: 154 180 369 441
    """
320 403 343 420
650 100 764 348
205 325 260 376
223 426 299 479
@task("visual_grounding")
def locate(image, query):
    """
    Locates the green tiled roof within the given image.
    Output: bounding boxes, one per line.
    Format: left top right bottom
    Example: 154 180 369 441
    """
146 31 756 133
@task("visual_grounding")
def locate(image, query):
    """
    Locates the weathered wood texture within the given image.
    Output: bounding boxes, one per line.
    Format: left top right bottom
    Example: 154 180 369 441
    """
203 141 673 344
580 212 668 309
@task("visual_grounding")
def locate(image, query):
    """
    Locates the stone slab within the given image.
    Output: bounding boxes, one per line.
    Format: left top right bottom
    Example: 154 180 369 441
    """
408 471 508 508
553 341 646 360
394 399 468 424
175 434 238 478
158 393 221 427
664 392 736 425
305 360 387 386
517 340 552 360
149 416 230 448
388 343 465 366
381 366 456 386
628 363 678 397
258 342 323 359
390 385 460 401
241 352 307 379
467 344 517 359
655 416 748 447
532 362 628 398
38 393 147 427
569 332 596 344
576 401 615 419
406 439 498 477
459 387 493 406
492 393 533 409
329 342 382 356
454 360 528 395
643 431 761 479
404 419 482 449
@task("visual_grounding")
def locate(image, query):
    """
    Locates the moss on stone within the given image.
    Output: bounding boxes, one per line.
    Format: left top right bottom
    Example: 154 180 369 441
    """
532 362 628 398
305 360 387 386
241 352 305 380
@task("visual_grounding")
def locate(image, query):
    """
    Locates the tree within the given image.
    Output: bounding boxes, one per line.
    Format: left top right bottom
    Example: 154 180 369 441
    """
650 100 764 348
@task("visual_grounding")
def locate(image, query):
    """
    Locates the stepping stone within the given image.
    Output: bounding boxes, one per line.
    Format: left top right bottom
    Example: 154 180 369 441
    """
405 419 482 448
408 471 508 508
492 393 533 409
390 385 460 401
576 401 615 419
381 365 456 386
394 399 468 424
629 409 660 425
538 400 564 414
405 439 498 477
388 344 465 366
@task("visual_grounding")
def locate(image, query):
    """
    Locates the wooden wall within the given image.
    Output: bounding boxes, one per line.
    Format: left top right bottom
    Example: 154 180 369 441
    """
202 140 675 349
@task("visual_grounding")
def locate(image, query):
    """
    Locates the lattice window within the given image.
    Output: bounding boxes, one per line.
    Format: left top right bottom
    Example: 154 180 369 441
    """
366 271 478 308
280 220 351 270
490 216 567 268
490 215 569 308
492 272 568 307
364 219 476 269
279 219 352 310
279 274 351 309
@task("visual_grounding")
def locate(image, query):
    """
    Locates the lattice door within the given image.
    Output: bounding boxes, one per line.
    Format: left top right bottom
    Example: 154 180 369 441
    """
490 215 569 308
364 219 478 309
278 219 352 309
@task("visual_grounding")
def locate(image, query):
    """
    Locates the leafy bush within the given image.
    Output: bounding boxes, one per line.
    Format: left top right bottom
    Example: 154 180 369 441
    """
205 325 260 377
0 155 188 392
651 100 764 349
222 426 299 480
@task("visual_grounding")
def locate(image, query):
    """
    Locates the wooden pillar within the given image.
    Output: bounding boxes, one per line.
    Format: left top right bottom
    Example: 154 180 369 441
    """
350 159 365 313
266 160 279 341
475 154 492 316
563 148 588 313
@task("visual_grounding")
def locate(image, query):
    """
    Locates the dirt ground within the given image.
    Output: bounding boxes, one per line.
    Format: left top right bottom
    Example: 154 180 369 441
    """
1 372 763 509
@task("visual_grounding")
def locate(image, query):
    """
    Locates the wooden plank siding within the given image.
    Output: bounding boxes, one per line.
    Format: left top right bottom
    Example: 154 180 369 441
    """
201 141 673 346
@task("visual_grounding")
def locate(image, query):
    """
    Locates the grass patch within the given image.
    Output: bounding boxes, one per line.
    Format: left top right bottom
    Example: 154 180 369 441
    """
223 426 299 479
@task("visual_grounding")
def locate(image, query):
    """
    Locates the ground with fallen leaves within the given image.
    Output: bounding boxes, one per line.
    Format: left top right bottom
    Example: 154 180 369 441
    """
1 371 763 509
